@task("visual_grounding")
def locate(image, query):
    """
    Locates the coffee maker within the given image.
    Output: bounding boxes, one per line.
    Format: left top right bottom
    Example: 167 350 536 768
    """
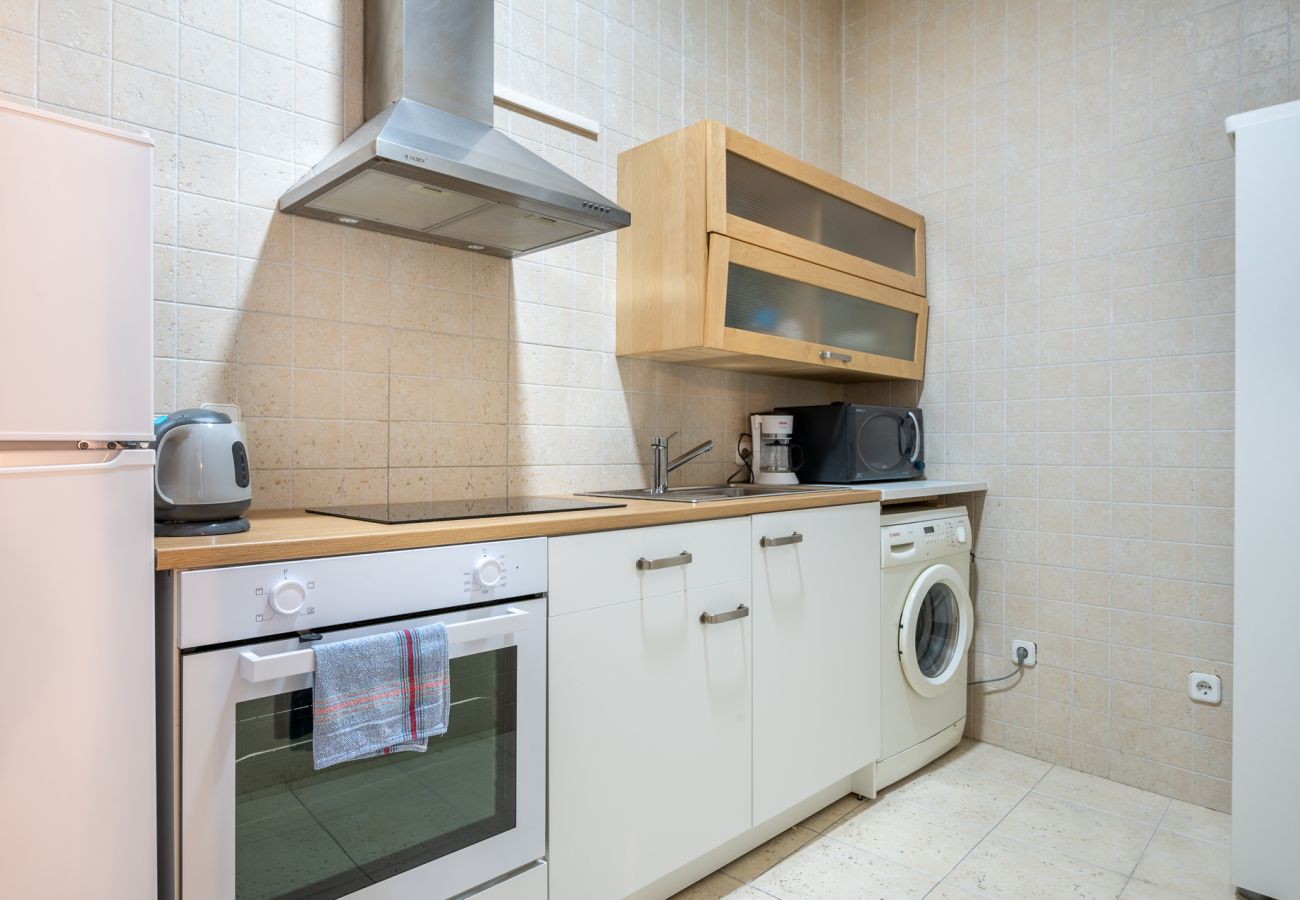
749 413 801 485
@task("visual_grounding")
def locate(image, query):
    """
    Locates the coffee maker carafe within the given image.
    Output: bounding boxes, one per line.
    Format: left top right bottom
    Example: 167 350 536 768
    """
750 413 801 485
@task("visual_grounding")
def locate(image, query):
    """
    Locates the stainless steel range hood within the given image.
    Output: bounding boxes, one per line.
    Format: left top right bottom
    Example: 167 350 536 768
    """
278 0 629 256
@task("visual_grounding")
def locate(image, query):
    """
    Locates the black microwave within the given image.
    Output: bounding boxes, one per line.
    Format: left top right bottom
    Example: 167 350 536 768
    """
778 403 924 483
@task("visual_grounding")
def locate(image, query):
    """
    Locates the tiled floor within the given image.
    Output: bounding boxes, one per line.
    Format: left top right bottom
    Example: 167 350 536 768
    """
670 739 1235 900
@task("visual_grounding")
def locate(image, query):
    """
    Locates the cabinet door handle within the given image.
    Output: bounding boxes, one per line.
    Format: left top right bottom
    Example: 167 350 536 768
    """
760 531 803 548
636 551 692 571
820 350 852 363
700 604 749 625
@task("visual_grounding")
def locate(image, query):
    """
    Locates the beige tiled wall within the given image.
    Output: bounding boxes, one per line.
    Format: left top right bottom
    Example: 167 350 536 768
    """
1 0 845 506
844 0 1300 812
8 0 1273 816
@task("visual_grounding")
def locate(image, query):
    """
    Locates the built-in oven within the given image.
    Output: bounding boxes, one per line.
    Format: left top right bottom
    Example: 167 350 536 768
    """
158 538 547 900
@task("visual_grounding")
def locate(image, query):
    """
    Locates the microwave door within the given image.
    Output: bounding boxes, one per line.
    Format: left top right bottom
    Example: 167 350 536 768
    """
855 410 908 476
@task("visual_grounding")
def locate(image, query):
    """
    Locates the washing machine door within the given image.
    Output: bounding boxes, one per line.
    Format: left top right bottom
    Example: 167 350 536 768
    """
898 563 973 697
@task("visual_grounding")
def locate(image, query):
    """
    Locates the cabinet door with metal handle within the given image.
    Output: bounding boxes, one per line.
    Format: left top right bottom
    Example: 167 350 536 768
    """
750 504 879 825
699 604 750 625
548 578 752 899
636 551 692 571
759 532 803 548
549 518 749 616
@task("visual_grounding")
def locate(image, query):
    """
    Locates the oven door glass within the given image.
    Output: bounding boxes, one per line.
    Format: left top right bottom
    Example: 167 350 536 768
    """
181 599 545 900
235 647 516 899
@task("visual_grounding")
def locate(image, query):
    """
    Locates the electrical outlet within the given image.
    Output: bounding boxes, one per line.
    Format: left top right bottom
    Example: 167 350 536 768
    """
1012 640 1037 666
736 433 752 466
1188 672 1222 704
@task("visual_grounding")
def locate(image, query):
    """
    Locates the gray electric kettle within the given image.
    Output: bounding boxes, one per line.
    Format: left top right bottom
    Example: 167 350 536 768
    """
153 408 252 536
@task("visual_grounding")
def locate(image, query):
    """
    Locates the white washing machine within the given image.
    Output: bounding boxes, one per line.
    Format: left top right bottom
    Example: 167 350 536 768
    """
877 505 974 790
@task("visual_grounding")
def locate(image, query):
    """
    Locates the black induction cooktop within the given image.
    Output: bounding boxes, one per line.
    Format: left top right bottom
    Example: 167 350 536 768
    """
305 496 626 525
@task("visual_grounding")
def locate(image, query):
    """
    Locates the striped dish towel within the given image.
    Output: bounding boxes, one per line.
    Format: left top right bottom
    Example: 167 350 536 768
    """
311 623 450 770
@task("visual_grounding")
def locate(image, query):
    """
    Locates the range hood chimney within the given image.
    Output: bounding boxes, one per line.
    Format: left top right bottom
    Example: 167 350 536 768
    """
279 0 629 256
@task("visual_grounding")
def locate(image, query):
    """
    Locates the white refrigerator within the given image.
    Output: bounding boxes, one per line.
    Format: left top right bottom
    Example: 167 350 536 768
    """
1228 99 1300 900
0 100 158 897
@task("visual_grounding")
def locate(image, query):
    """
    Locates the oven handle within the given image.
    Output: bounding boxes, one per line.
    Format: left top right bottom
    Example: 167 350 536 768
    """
237 607 531 683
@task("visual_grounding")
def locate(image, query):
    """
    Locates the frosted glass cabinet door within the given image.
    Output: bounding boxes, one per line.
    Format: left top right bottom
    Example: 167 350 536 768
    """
708 236 928 381
614 119 930 382
708 129 926 296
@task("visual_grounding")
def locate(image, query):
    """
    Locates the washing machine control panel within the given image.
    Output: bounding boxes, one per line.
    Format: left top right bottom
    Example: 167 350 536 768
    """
881 513 972 566
923 518 968 550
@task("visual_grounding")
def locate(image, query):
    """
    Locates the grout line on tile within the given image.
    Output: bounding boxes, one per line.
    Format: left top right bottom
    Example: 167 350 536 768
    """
1118 790 1180 894
779 754 1046 892
1152 822 1229 848
847 787 992 834
732 794 872 887
810 833 946 894
1025 787 1173 830
1118 798 1174 896
871 756 1039 830
922 876 1002 900
916 761 1057 898
730 824 821 883
989 812 1160 882
1029 776 1174 829
938 752 1056 791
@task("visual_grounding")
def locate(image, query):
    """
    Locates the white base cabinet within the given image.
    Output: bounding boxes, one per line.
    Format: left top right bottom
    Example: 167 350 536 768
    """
548 519 753 900
750 504 880 824
547 504 881 899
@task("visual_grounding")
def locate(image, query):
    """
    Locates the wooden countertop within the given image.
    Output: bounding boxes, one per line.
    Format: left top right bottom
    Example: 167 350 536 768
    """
155 490 880 571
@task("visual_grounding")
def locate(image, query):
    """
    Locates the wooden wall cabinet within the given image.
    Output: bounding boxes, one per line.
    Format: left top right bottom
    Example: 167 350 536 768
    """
617 120 928 382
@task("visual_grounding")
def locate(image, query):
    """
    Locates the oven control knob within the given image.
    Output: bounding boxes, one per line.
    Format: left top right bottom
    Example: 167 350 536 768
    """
269 579 307 616
473 557 503 589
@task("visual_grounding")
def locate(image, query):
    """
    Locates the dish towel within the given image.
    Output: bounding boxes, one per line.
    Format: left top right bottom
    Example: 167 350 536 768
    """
311 623 451 770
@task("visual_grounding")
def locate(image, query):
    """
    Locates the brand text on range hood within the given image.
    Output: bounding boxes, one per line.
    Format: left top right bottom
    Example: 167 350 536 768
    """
278 0 629 256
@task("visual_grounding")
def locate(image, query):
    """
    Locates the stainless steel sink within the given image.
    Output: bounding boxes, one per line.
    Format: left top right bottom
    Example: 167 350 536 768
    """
577 484 843 503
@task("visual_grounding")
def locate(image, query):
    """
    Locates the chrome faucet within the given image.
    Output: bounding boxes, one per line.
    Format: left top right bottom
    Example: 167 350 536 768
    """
650 432 715 494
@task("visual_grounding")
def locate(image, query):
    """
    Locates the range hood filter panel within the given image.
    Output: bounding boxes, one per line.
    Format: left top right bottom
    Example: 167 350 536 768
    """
430 203 595 253
307 169 489 232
